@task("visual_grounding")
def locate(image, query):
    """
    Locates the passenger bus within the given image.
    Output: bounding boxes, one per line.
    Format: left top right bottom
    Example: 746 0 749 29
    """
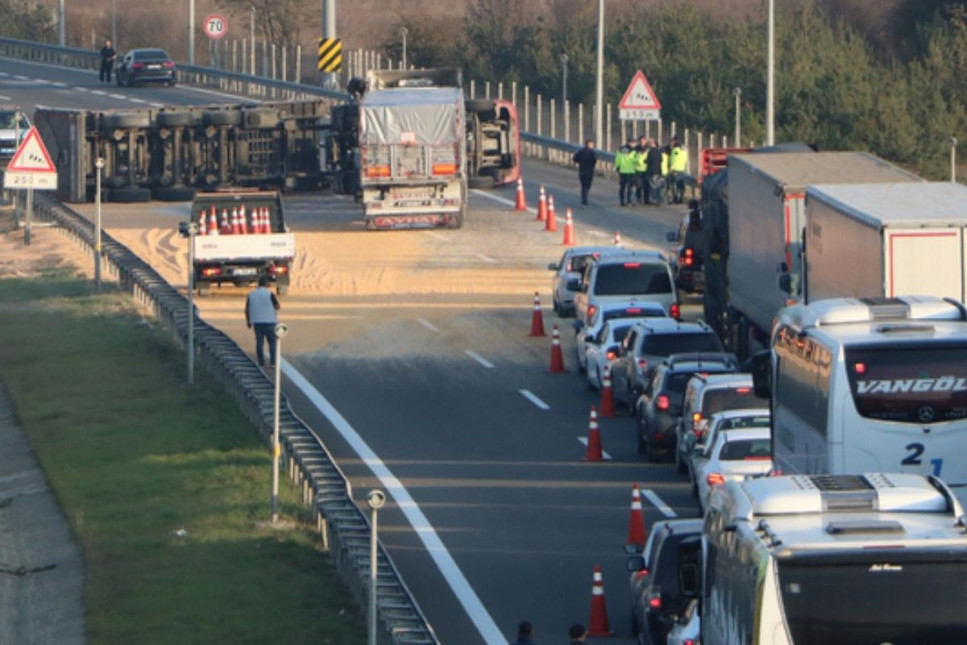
757 295 967 488
703 473 967 645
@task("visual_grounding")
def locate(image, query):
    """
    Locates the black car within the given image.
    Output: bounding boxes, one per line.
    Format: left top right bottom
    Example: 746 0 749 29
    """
666 208 704 294
634 352 740 460
115 49 177 87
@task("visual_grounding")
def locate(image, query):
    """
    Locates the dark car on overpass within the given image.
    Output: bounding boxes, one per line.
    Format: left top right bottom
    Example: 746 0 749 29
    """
115 49 176 87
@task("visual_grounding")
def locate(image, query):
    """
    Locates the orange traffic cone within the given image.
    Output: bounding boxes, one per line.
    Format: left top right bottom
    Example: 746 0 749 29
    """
627 484 647 549
263 208 272 233
240 206 249 234
529 292 546 337
545 195 558 232
197 208 208 235
220 209 231 235
613 230 622 246
208 208 219 237
514 177 527 211
599 363 616 418
549 325 565 373
562 208 575 246
587 565 614 637
537 185 547 222
585 405 604 462
231 208 241 235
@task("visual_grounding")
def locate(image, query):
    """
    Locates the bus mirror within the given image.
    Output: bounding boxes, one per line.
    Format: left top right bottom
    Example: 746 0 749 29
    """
750 349 771 399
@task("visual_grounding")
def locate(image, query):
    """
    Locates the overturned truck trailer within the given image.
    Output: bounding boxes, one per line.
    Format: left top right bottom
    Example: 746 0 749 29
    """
33 100 335 203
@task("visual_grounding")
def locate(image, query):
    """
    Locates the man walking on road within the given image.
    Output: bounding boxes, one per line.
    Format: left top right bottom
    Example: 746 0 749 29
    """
99 39 116 83
572 139 598 206
245 275 281 367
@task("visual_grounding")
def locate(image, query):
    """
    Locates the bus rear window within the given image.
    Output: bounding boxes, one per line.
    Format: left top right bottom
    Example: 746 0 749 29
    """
778 555 967 645
593 263 672 296
845 346 967 423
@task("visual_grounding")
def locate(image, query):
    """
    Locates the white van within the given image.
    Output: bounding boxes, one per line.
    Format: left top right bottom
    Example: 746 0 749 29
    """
702 472 967 645
573 250 679 326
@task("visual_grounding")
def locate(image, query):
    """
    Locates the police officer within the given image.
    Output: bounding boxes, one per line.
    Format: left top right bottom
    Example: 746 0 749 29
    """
668 137 689 204
615 138 638 206
99 38 116 83
634 135 649 205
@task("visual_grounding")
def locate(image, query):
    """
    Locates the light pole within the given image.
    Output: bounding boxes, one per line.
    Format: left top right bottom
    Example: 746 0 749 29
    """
951 137 958 183
176 219 198 384
366 489 386 645
594 0 604 146
561 53 568 105
766 0 775 146
112 0 117 48
250 6 256 75
400 27 408 70
58 0 65 46
188 0 195 65
94 158 104 292
734 87 742 147
271 322 289 523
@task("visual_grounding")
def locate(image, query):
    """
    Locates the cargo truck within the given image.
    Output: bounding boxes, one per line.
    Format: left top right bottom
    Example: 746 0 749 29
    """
803 182 967 303
188 190 294 296
356 68 467 230
718 151 921 358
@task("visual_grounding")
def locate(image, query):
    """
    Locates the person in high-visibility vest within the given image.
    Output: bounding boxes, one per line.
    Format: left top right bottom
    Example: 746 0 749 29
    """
668 137 689 204
615 138 638 206
634 135 650 206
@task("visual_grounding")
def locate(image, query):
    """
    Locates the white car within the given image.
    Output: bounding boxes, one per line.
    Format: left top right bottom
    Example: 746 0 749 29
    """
687 408 771 494
666 598 700 645
574 300 667 374
548 246 622 317
0 106 29 163
585 319 640 390
695 426 772 514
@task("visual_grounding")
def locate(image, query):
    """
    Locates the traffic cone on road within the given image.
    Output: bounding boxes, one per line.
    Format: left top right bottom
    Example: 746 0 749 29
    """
587 565 615 637
537 185 547 222
549 325 565 373
514 177 527 211
585 405 604 462
627 484 647 549
613 230 622 246
529 292 546 337
545 195 558 232
208 208 219 236
599 363 616 418
562 208 575 246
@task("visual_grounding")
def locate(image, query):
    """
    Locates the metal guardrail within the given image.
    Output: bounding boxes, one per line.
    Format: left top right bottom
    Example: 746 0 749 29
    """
30 192 438 645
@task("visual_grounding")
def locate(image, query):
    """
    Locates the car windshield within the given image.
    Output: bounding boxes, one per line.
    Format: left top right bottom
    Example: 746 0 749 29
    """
718 438 771 460
642 333 722 356
0 112 27 129
778 554 967 645
593 262 672 296
717 415 770 430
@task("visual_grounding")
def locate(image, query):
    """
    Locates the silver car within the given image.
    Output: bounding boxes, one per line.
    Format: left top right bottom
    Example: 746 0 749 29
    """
576 300 667 376
548 245 622 317
687 408 771 499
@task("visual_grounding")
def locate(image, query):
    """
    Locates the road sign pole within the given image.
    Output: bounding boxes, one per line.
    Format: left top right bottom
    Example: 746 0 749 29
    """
23 185 32 246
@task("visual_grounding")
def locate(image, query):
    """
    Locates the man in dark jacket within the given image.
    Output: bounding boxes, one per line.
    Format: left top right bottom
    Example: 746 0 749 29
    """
572 139 598 206
510 620 537 644
99 39 116 83
645 138 665 205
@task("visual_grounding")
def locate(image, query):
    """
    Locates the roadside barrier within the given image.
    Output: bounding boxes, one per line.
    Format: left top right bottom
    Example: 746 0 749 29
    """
31 193 438 645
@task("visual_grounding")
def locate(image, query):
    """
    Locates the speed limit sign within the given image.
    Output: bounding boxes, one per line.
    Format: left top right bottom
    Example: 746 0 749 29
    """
203 14 228 40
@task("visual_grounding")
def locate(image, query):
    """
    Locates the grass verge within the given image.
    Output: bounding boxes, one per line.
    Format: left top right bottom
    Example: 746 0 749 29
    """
0 266 365 644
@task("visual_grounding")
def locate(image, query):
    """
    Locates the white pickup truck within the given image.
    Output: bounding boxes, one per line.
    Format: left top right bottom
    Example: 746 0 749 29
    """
189 190 294 295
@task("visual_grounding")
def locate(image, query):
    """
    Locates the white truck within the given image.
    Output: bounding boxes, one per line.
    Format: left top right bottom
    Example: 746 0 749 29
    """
189 191 294 296
803 182 967 303
357 68 466 230
722 151 921 358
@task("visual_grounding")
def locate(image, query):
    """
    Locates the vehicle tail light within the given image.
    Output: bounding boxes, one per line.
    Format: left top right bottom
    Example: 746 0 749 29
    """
270 264 288 275
634 569 650 580
854 362 867 375
606 350 618 360
586 304 597 322
770 468 783 477
364 165 392 178
624 262 641 268
132 62 144 69
691 412 703 432
736 387 752 394
626 307 642 314
707 472 726 486
646 586 662 610
636 358 648 372
670 302 681 319
683 248 694 266
656 395 670 411
163 61 174 68
432 162 458 175
684 640 695 645
201 267 222 277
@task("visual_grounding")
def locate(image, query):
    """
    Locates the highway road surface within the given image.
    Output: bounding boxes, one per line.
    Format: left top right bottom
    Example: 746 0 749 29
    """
2 56 705 644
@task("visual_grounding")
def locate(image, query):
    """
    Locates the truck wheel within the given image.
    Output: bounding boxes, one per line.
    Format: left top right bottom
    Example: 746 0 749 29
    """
197 285 210 297
109 186 152 203
156 111 196 128
102 113 151 130
243 109 279 129
466 98 496 113
203 110 242 127
468 176 493 189
276 284 288 296
447 210 464 229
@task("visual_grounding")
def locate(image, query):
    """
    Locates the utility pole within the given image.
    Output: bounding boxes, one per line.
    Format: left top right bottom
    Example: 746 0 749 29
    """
594 0 604 147
766 0 775 146
322 0 337 86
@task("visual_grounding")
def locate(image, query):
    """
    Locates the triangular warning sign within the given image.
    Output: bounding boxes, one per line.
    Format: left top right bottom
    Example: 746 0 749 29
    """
7 126 56 173
619 70 661 111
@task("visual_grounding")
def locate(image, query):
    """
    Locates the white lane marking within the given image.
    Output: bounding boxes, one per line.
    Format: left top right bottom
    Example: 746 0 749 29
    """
0 94 10 101
90 90 107 96
280 360 506 645
476 253 496 264
109 94 127 100
0 73 7 77
148 102 165 108
576 437 612 460
519 389 550 410
465 350 494 369
74 87 88 92
417 318 439 332
642 489 677 518
128 98 146 104
50 82 66 88
425 231 449 242
473 189 537 216
587 230 608 238
14 75 29 81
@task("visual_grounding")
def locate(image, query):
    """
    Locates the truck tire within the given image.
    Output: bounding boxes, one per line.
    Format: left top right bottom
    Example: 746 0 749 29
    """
197 284 210 297
468 176 493 189
151 186 196 202
447 209 464 229
156 111 196 128
109 185 152 203
466 98 495 113
243 109 279 129
203 110 242 127
102 113 151 130
276 284 288 296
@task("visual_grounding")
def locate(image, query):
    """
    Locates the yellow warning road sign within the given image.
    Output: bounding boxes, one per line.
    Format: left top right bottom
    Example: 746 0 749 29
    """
317 38 342 73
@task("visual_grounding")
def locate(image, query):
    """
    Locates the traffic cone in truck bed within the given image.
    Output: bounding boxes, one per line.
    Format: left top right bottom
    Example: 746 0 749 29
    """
208 208 219 236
